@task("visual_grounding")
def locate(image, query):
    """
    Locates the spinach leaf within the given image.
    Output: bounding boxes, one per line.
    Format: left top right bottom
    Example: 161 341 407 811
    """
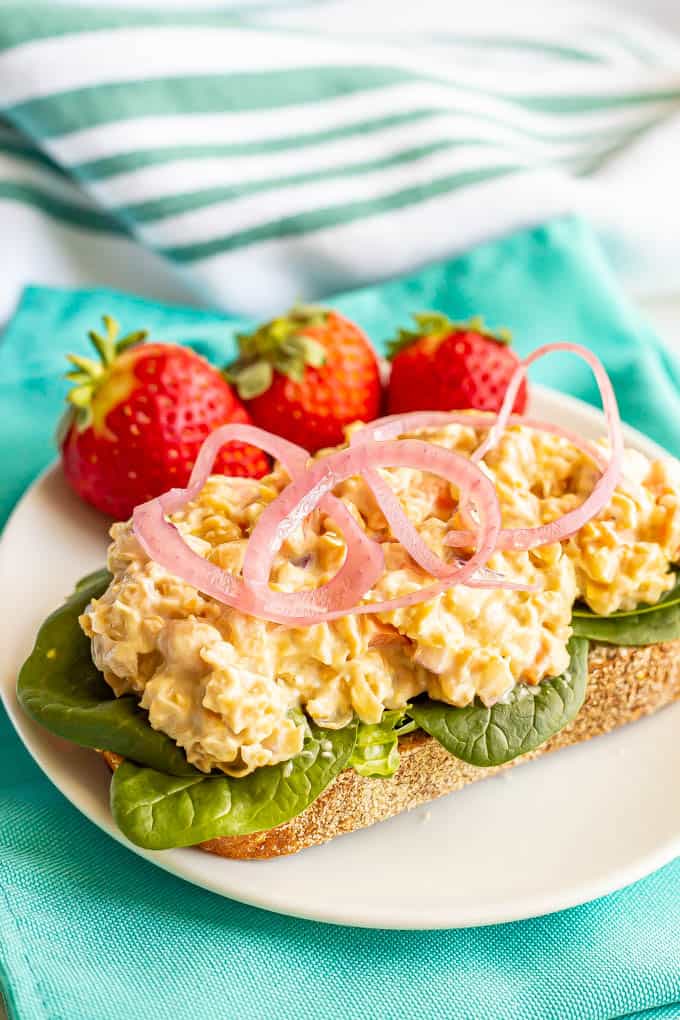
350 710 407 778
74 567 113 592
571 601 680 644
406 637 588 767
573 573 680 620
110 720 357 850
17 571 198 777
571 574 680 645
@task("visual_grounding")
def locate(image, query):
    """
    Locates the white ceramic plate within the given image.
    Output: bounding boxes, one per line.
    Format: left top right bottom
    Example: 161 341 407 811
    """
1 387 679 930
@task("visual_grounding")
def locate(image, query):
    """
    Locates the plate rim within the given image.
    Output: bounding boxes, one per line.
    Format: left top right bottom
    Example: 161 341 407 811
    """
2 384 679 930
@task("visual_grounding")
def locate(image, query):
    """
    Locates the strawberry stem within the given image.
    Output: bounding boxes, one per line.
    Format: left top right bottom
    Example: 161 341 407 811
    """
226 303 328 399
63 315 148 430
386 312 512 359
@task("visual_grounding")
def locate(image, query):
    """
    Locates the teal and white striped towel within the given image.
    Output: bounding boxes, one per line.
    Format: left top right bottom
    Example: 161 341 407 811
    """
1 1 679 321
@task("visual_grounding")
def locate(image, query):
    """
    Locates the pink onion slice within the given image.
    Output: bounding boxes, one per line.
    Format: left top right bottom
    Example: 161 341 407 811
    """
350 413 481 580
133 424 383 626
192 424 382 584
133 425 307 620
445 342 623 551
350 411 603 585
352 410 608 471
241 490 384 620
246 438 502 623
346 468 534 590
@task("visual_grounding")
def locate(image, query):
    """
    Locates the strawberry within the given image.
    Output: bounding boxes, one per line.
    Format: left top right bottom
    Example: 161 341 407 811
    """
226 305 381 452
59 316 270 519
387 312 528 416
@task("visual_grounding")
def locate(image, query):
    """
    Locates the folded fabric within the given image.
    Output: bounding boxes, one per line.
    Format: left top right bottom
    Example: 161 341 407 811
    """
0 2 680 323
0 216 679 1020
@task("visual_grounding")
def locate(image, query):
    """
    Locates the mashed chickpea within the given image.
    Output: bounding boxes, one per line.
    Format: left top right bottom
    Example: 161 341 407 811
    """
80 422 680 776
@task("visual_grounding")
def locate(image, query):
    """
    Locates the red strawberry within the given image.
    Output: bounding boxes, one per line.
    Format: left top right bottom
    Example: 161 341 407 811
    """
59 316 269 519
387 313 528 416
226 305 381 452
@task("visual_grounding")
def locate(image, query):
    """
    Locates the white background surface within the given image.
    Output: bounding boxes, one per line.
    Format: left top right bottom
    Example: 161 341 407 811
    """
641 295 680 350
35 0 680 25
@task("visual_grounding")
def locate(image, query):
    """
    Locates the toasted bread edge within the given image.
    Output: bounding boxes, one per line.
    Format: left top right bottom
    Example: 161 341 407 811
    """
101 640 680 860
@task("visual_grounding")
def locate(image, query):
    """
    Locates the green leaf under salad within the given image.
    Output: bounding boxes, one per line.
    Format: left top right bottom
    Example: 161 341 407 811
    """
350 710 417 778
406 637 588 767
73 567 114 592
571 573 680 645
17 570 199 777
110 718 357 850
20 558 680 852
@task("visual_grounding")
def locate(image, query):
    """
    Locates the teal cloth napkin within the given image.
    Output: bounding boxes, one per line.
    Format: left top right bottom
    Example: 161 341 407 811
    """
1 217 679 1020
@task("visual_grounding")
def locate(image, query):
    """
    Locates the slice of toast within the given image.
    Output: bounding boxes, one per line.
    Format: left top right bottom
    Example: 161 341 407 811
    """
102 640 680 859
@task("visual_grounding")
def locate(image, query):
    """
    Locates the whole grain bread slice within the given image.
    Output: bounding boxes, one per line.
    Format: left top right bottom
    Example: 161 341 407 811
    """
102 640 680 860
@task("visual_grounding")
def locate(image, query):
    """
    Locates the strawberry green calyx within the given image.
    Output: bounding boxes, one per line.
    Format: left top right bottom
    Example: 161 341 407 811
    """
386 312 512 359
226 304 328 399
64 316 147 431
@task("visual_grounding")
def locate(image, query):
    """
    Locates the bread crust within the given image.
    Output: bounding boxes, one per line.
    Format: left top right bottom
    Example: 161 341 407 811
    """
102 640 680 860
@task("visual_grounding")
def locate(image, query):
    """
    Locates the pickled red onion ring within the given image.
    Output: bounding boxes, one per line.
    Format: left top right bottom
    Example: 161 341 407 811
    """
133 425 306 620
350 414 476 580
188 423 307 493
133 424 384 625
445 342 622 551
191 424 383 585
241 487 384 621
352 410 607 472
350 409 606 581
345 468 534 590
246 439 501 623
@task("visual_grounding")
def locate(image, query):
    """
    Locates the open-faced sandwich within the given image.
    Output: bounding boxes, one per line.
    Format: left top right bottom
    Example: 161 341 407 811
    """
18 335 680 858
